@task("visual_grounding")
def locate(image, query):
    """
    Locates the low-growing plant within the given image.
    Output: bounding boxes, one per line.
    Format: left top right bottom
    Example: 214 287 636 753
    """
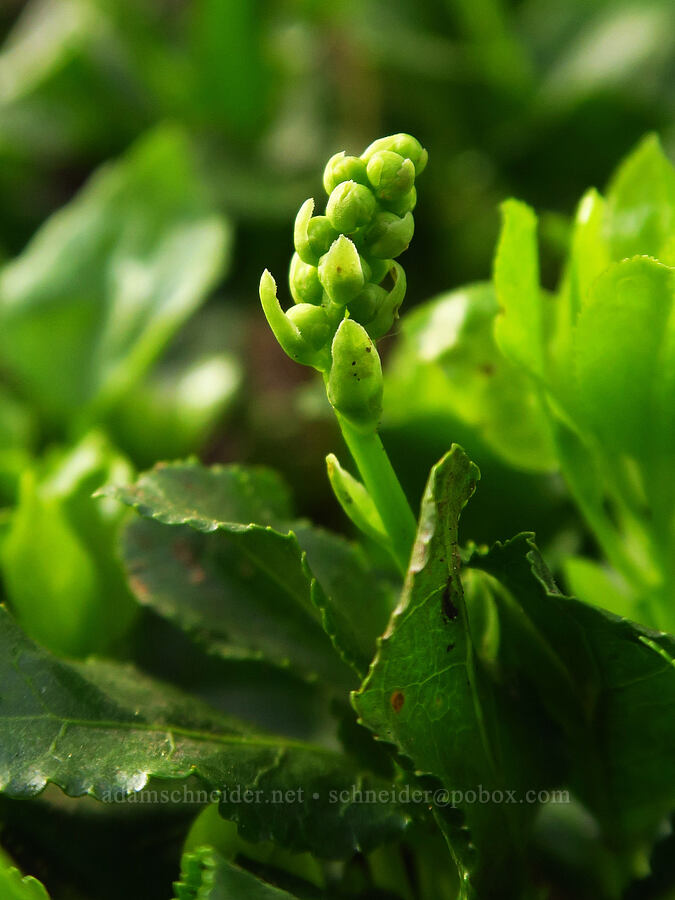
1 133 675 900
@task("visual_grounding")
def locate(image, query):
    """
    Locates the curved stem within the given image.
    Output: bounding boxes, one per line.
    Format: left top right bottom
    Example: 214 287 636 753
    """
335 413 417 575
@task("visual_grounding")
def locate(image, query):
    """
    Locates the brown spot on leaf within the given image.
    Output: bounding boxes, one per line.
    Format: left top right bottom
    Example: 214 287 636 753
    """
441 583 459 623
390 691 405 713
129 575 150 601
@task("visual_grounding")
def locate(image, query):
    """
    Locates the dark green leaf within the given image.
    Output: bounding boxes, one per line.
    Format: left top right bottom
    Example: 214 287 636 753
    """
0 606 408 859
114 461 391 680
353 446 547 897
468 534 675 853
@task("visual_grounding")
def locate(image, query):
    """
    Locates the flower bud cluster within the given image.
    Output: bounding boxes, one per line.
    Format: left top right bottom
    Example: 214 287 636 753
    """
290 133 426 341
260 134 426 431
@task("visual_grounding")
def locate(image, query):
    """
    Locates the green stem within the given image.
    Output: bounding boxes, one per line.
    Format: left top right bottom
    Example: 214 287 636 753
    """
335 413 417 574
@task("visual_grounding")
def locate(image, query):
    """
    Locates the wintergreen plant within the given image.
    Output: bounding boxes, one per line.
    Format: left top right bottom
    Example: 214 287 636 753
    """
260 134 427 572
3 133 675 900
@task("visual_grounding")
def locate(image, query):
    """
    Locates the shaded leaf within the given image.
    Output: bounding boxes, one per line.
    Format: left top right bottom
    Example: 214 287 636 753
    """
353 446 549 897
0 606 409 859
468 535 675 853
114 461 391 681
174 846 301 899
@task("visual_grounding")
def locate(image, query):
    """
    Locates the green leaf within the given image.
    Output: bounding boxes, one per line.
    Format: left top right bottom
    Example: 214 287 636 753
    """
563 556 636 621
116 461 391 680
468 535 675 855
606 133 675 261
0 605 409 859
2 470 101 657
0 126 230 426
493 199 544 376
113 462 348 683
184 806 325 889
552 189 610 393
0 859 50 900
353 446 546 897
325 453 388 547
292 524 394 678
573 256 675 460
1 431 137 657
108 353 242 465
386 283 556 472
174 846 301 899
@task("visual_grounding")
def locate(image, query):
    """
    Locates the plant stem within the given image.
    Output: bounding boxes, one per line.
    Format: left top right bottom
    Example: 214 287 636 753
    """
335 412 417 574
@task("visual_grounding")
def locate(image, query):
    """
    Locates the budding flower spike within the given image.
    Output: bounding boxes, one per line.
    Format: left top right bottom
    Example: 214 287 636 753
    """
259 133 427 573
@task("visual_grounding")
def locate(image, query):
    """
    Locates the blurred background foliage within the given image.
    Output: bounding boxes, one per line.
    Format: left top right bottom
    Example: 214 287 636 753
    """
0 0 671 614
0 1 673 896
0 0 673 634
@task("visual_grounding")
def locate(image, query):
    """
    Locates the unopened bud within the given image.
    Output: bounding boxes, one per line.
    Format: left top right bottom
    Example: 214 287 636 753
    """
326 181 377 233
318 235 365 306
294 200 339 265
362 133 428 176
327 319 383 432
347 283 387 325
366 151 415 202
289 253 323 305
259 270 331 370
364 211 415 259
323 152 368 194
367 262 406 339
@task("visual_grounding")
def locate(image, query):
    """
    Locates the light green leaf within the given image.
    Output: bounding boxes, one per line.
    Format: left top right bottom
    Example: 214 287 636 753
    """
563 556 636 621
326 453 388 546
387 283 556 472
1 431 136 657
573 256 675 459
606 133 675 262
3 471 98 657
109 353 241 465
552 189 610 392
0 126 230 426
174 846 302 899
0 859 50 900
0 605 409 859
493 199 544 376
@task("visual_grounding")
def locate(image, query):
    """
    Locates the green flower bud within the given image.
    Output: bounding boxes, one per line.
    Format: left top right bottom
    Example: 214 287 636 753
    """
347 283 388 325
384 186 417 217
364 211 415 259
368 258 394 285
286 303 331 350
259 269 331 370
366 151 415 202
327 319 383 433
366 261 406 339
326 181 377 234
323 152 368 194
289 252 322 305
318 235 365 306
294 199 339 265
308 216 339 258
362 133 428 175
